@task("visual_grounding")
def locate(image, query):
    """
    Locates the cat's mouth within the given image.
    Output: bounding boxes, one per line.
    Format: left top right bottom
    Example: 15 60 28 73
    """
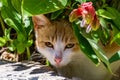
54 63 64 68
54 63 69 68
53 59 70 67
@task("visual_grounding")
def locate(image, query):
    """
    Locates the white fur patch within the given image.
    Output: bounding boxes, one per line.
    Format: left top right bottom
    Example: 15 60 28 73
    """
37 37 73 67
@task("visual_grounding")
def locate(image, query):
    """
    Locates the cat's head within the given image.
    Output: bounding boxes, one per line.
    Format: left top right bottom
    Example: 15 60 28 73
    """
32 15 80 67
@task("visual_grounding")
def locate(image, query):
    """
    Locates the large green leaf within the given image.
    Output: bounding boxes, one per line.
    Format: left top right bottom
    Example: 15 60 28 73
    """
72 22 99 64
23 0 67 16
11 0 22 14
87 38 112 73
73 22 112 73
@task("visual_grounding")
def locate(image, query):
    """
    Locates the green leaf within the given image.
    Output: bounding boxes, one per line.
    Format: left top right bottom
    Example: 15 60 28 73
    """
99 17 110 45
111 32 120 45
26 40 33 47
1 0 8 7
97 9 115 19
0 1 2 10
106 7 120 30
109 51 120 63
87 38 112 73
24 17 33 36
17 42 26 54
8 39 18 51
0 37 6 47
11 0 22 14
111 24 120 45
4 18 19 31
1 2 22 32
75 0 86 3
23 0 67 16
73 22 112 73
72 22 99 65
1 0 33 55
46 60 51 66
4 28 11 40
17 33 26 42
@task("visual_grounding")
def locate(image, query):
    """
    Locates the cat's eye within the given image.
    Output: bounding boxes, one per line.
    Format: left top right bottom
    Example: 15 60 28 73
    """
45 42 53 48
65 43 75 49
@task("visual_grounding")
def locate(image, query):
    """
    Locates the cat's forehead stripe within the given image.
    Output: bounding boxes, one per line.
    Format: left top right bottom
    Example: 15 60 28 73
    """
51 22 73 43
36 20 77 44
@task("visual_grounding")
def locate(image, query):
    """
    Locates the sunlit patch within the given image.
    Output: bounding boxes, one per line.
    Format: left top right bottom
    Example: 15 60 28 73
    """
0 2 2 8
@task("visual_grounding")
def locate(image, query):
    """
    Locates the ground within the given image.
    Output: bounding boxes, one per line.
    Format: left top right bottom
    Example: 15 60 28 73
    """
0 60 66 80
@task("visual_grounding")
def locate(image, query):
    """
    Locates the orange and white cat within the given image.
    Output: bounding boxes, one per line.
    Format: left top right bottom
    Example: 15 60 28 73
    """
32 14 120 80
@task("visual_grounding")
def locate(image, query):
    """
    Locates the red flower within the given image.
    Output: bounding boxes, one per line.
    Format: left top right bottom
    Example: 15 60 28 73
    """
69 8 83 22
69 2 100 33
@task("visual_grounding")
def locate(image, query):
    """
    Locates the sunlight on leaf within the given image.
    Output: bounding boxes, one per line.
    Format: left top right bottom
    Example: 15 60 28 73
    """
97 9 115 19
87 38 113 73
23 0 67 16
111 32 120 45
0 37 6 47
72 22 99 65
4 18 20 32
0 1 2 8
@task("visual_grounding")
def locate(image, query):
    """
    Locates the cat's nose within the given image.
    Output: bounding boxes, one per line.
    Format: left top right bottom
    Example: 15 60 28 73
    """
54 58 62 64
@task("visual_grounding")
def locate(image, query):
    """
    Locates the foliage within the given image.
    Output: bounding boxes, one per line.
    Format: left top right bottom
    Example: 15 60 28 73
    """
0 0 67 59
0 0 33 59
0 0 120 72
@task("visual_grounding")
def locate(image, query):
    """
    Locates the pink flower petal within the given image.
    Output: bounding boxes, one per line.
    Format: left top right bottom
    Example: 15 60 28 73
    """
86 24 92 33
80 19 86 27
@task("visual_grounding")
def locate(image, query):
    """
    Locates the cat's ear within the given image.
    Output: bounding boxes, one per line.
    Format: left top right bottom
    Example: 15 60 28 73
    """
32 14 51 29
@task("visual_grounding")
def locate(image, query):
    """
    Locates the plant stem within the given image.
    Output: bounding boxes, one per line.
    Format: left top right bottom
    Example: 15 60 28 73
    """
0 14 5 34
26 47 30 60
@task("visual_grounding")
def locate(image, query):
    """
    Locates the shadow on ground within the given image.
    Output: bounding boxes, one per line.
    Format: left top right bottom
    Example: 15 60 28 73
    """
0 60 65 80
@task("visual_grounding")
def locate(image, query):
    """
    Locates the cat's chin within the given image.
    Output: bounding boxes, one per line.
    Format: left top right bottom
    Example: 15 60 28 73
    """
53 64 66 68
52 62 69 68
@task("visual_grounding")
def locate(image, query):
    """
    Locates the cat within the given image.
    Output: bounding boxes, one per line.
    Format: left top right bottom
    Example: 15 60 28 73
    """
32 14 120 80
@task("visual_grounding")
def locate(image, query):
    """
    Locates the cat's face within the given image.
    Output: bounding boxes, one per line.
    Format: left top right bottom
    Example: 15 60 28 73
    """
32 15 79 67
